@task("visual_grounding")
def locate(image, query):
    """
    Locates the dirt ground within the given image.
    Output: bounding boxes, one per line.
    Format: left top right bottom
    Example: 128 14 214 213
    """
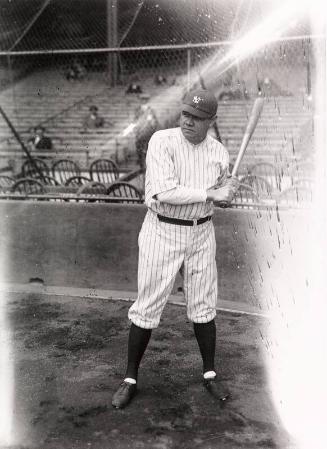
2 292 296 449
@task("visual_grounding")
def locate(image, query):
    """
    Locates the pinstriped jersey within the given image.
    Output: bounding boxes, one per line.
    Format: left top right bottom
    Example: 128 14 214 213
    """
145 127 230 220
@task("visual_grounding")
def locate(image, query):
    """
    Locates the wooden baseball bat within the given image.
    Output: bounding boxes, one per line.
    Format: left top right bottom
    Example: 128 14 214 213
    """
231 97 265 176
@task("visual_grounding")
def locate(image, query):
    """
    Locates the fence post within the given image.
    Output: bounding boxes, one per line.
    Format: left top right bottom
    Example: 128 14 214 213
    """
187 48 191 91
306 50 311 97
107 0 118 87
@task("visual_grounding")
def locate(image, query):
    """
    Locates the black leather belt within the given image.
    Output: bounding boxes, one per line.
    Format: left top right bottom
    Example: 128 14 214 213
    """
157 214 212 226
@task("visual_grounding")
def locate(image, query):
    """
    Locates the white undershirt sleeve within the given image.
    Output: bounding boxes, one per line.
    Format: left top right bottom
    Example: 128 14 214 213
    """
155 186 207 205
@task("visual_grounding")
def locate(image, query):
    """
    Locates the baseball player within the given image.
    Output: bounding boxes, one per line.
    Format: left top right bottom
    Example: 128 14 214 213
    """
112 89 239 409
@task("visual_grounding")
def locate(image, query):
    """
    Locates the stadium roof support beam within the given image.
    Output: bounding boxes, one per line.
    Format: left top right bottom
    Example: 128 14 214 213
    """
107 0 118 87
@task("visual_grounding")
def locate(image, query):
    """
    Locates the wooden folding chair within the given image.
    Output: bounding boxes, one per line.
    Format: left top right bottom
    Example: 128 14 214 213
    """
12 177 45 195
248 161 282 191
64 175 91 187
0 175 16 193
239 174 274 198
231 183 260 209
107 181 143 203
77 181 108 202
51 159 81 185
77 181 107 195
36 175 60 186
21 158 50 178
89 158 119 184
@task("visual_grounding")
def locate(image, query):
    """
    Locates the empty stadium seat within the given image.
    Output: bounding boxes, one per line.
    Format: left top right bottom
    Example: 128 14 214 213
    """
36 175 60 186
21 157 50 178
239 175 274 198
231 183 260 208
0 175 16 192
77 181 107 195
107 181 143 203
248 161 282 191
12 177 45 195
51 159 81 184
64 175 91 186
89 158 119 184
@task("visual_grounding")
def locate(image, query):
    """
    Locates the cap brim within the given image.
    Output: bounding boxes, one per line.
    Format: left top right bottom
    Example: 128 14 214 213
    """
181 104 213 119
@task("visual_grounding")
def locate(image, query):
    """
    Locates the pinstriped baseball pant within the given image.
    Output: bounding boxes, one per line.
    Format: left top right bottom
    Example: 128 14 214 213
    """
128 209 218 329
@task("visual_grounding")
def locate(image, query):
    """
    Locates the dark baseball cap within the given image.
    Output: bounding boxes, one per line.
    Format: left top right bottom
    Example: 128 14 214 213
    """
182 89 218 119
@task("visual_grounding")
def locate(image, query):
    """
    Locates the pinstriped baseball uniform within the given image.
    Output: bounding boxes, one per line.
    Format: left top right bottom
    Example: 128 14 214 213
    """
128 127 229 329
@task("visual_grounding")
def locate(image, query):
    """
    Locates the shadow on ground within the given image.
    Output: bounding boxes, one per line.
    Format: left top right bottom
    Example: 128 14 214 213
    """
2 293 295 449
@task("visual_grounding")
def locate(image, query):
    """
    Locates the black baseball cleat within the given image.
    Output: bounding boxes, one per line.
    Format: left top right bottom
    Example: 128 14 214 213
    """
203 378 230 403
112 381 137 409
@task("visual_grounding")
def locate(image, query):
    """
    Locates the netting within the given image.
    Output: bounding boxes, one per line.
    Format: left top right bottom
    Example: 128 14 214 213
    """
0 0 317 92
0 0 324 207
0 0 313 50
0 38 318 97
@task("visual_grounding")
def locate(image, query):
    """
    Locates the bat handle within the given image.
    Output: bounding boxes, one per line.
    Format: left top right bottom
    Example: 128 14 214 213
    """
231 136 248 177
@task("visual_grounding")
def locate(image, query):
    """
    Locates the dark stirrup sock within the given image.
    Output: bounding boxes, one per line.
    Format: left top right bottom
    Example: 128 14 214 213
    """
193 319 216 374
124 323 152 381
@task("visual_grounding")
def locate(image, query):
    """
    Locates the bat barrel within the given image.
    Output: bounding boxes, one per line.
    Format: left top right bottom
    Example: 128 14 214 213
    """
231 97 264 177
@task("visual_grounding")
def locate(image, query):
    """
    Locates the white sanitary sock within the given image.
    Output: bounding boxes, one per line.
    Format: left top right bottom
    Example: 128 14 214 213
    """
203 371 216 380
124 377 137 384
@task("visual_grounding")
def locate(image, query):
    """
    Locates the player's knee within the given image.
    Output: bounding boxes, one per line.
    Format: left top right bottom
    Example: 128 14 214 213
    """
128 308 161 329
187 307 217 324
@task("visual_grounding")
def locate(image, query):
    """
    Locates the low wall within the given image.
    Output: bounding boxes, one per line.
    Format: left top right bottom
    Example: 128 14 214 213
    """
0 201 309 312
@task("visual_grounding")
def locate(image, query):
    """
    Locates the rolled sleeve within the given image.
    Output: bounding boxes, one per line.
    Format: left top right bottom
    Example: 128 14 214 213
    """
157 186 207 204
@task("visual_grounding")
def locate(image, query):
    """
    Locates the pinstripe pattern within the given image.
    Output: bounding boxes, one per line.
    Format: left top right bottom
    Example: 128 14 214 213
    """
128 127 229 329
145 128 229 220
128 210 217 328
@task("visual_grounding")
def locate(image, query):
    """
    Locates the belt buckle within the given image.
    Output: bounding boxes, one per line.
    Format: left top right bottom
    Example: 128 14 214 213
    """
193 219 197 226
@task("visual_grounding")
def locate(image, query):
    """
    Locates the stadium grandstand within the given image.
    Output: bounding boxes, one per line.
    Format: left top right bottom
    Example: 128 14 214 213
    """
0 1 326 448
0 0 322 202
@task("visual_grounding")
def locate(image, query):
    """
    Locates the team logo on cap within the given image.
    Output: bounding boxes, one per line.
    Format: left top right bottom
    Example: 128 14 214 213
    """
192 95 202 104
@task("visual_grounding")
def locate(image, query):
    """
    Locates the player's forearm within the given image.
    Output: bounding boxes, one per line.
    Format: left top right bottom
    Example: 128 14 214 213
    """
206 189 226 202
156 186 207 204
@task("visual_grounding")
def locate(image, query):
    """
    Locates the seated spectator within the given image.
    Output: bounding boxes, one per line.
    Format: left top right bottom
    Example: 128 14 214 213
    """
28 126 53 151
82 105 107 131
134 94 152 119
154 74 167 85
65 66 78 81
126 82 143 94
65 60 86 81
134 94 159 169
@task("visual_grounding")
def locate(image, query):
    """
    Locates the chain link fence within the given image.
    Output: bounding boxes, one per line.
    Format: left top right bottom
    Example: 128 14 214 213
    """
0 0 324 208
0 35 317 96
